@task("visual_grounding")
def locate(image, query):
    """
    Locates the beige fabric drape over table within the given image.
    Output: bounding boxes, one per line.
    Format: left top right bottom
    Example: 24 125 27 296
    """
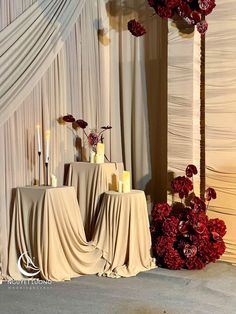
8 186 105 281
8 186 155 281
66 162 123 240
93 190 156 278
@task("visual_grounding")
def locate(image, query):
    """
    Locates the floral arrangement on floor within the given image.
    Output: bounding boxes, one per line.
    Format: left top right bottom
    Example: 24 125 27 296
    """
128 0 216 36
59 114 112 151
151 164 226 270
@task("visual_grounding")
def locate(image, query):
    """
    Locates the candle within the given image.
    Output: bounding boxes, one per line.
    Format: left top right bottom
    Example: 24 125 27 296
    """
96 143 105 155
118 180 123 193
95 153 104 164
36 125 41 152
51 174 57 187
95 143 105 164
90 150 96 163
122 171 131 193
45 130 50 163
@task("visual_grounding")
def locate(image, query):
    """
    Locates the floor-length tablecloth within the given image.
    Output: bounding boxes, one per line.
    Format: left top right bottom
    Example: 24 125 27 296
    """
66 162 123 240
92 190 156 278
8 186 106 281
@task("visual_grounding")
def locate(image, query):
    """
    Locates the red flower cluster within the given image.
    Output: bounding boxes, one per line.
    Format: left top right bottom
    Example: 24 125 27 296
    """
171 176 193 199
61 114 112 149
128 1 216 36
151 164 226 270
127 19 146 37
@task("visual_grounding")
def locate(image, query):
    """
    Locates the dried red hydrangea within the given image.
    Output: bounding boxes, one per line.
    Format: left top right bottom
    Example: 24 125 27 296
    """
151 164 226 270
87 132 99 146
76 119 88 129
186 164 198 178
171 176 193 199
127 19 146 37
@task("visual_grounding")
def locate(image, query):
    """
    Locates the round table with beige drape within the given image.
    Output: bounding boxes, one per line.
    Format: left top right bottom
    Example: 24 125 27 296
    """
92 190 156 278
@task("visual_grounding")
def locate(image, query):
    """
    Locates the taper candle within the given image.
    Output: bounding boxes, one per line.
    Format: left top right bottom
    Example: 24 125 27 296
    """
45 130 50 163
36 125 41 152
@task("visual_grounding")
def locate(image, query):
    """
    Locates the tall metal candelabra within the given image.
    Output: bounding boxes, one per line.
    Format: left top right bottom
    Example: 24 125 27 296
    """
38 151 41 185
45 161 49 186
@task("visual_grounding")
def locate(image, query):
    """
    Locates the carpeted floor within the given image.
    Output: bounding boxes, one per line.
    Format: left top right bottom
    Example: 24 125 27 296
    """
0 262 236 314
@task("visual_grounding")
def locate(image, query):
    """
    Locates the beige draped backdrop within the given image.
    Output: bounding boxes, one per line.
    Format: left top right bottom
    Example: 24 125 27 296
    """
168 0 236 264
0 0 152 278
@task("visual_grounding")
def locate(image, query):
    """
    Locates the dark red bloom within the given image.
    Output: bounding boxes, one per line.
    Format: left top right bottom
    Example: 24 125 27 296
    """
205 187 217 201
185 164 198 178
63 114 75 123
152 203 171 221
178 220 190 234
171 176 193 199
183 244 197 258
155 5 173 19
101 125 112 130
208 218 226 237
211 231 221 242
127 19 146 37
190 196 206 212
162 216 179 237
163 248 185 270
154 236 175 257
87 132 99 146
196 20 208 34
185 256 205 270
76 119 88 129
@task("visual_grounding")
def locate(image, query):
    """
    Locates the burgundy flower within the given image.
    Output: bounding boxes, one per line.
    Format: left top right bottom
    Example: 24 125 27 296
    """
193 222 206 234
163 248 185 270
63 114 75 123
196 20 208 34
171 176 193 199
76 119 88 129
127 19 146 37
155 5 173 19
154 236 175 257
190 11 201 23
211 231 221 242
87 132 99 146
205 187 217 201
162 216 179 237
185 164 198 178
185 256 205 270
208 218 226 237
152 203 172 221
183 244 197 258
101 125 112 130
190 196 206 212
166 0 181 9
178 220 190 234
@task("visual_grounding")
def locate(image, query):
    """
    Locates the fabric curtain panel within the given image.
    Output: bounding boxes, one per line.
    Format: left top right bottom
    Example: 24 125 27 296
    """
168 0 236 264
0 0 151 278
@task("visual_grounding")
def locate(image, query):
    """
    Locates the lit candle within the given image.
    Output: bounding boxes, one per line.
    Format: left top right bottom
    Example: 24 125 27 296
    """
36 125 41 153
45 130 50 163
95 143 105 164
96 143 105 155
122 171 131 193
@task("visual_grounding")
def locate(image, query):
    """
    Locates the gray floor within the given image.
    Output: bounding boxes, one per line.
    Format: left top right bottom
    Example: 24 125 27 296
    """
1 262 236 314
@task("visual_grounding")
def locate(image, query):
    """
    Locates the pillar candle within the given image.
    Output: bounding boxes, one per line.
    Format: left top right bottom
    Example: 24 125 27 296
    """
51 174 57 187
96 143 105 155
95 153 104 164
122 171 131 193
90 150 96 163
45 130 50 163
36 125 41 153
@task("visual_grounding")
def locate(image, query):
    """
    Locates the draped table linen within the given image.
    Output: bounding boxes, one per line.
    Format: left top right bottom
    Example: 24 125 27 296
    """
8 186 106 281
66 162 124 240
92 190 156 278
